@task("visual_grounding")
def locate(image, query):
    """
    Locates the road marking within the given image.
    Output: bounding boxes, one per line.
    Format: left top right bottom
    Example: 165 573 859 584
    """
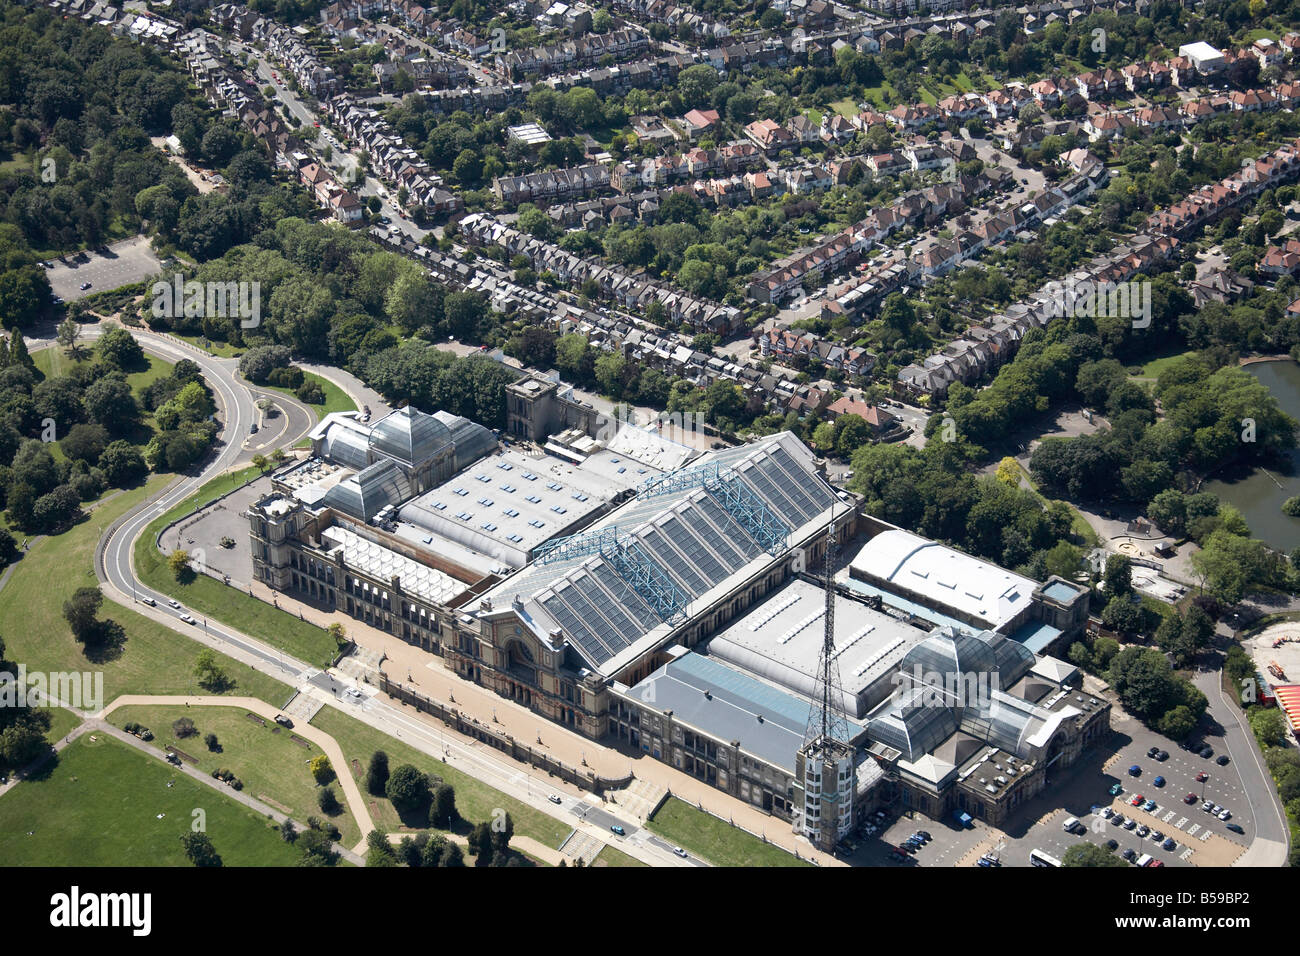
1162 810 1176 823
1186 824 1199 836
1175 817 1188 829
1199 830 1212 841
1180 847 1194 861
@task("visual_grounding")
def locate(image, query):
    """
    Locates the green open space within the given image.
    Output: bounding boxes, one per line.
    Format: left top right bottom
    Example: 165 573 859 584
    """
108 703 361 846
262 370 357 420
645 797 809 867
0 475 292 706
310 705 571 849
0 734 301 865
133 467 338 669
33 344 171 399
592 844 647 867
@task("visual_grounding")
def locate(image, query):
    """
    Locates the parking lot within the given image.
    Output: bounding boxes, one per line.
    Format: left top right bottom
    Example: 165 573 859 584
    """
46 235 164 301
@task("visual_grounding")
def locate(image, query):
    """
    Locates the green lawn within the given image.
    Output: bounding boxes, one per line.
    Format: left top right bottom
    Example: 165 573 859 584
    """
108 704 361 846
170 333 245 358
33 345 171 398
310 706 572 849
592 844 647 867
828 98 859 119
645 797 810 867
46 707 84 741
0 476 293 708
861 82 899 110
0 734 301 866
1132 349 1197 381
262 371 357 421
133 467 339 669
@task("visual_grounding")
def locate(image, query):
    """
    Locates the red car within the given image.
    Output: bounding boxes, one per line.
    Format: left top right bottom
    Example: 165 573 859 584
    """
1129 794 1145 806
1184 793 1197 804
1196 772 1210 782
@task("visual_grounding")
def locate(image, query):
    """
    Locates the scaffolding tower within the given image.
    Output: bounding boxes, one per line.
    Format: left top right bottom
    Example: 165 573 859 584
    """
533 525 688 624
636 463 791 556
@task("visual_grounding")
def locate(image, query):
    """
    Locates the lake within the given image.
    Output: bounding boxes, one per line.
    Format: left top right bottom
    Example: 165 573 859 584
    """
1203 360 1300 553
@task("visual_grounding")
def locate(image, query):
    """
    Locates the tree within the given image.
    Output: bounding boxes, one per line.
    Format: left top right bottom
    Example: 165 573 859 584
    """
1101 595 1144 636
194 648 230 691
1158 705 1197 741
59 424 108 465
1062 843 1126 867
180 832 222 867
1249 706 1290 748
169 548 194 582
96 327 145 369
328 622 347 647
56 317 81 356
62 586 104 643
994 456 1020 487
172 716 197 738
279 818 298 843
317 786 341 814
491 811 514 857
309 754 335 785
366 829 399 867
83 378 138 432
439 842 465 867
385 763 429 813
467 820 495 866
204 732 219 751
298 828 340 866
430 783 459 829
366 750 389 796
1103 554 1132 597
98 440 147 486
252 453 268 472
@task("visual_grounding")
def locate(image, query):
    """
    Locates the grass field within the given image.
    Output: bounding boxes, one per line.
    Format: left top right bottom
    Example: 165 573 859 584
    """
1133 349 1197 381
33 346 171 399
0 476 293 707
170 333 244 358
592 844 647 867
310 706 571 849
262 371 356 420
645 797 809 867
829 98 859 118
0 734 301 866
108 704 361 846
132 467 338 669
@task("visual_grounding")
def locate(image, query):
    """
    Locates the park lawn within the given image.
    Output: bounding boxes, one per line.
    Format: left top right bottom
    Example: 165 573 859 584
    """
45 707 84 741
646 797 810 867
829 98 859 118
592 844 647 867
170 333 244 358
133 466 338 669
310 705 571 849
107 704 361 846
861 82 898 110
262 371 357 420
33 346 171 400
1134 348 1197 381
0 475 292 707
0 734 301 866
917 86 939 106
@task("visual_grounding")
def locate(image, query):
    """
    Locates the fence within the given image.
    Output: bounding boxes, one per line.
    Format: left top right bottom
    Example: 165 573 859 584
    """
378 673 633 794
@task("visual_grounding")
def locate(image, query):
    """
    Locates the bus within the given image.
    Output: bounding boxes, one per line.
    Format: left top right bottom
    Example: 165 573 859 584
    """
1029 849 1062 868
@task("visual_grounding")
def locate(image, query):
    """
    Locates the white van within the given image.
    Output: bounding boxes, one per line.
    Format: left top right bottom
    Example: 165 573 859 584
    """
1062 816 1081 833
1135 853 1153 867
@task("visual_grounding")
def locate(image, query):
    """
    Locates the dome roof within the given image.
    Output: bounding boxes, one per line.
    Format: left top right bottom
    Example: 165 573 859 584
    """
900 626 999 684
369 405 452 466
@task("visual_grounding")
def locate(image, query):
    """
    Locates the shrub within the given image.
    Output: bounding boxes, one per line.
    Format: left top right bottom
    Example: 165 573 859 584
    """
172 717 198 738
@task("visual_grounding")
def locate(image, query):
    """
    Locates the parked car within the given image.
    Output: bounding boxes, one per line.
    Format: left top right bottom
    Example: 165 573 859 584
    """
274 714 293 728
1155 750 1169 761
1129 794 1144 806
1184 793 1197 805
1199 746 1214 759
1123 818 1136 830
1122 848 1137 861
1146 746 1160 758
1152 776 1165 788
1226 823 1245 835
1150 830 1164 843
1216 755 1230 766
1105 839 1119 851
1218 809 1232 821
916 831 931 841
79 281 91 290
547 794 562 805
1143 800 1157 812
1137 825 1150 838
1202 801 1214 812
1162 838 1177 851
610 824 625 836
1196 772 1210 782
1128 764 1142 777
1109 783 1124 796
